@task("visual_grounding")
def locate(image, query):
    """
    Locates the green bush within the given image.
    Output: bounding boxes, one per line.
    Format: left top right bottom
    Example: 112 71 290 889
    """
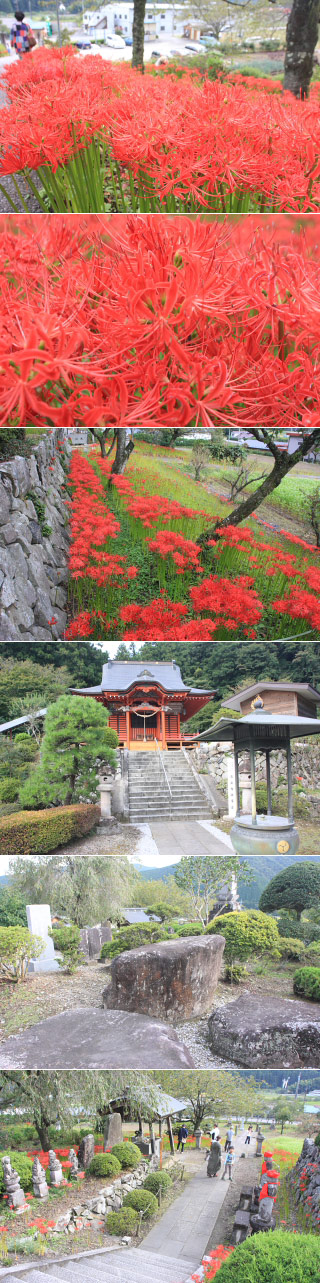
51 924 83 973
0 803 100 854
278 937 306 961
207 910 280 980
0 1151 32 1195
104 727 119 748
106 1207 139 1236
173 922 204 937
215 1229 320 1281
111 1142 141 1170
306 942 320 964
100 923 168 960
0 926 45 982
293 966 320 1002
277 915 320 944
0 778 20 803
0 889 28 928
0 430 26 461
144 1171 172 1194
88 1153 121 1178
4 1124 38 1149
123 1188 158 1217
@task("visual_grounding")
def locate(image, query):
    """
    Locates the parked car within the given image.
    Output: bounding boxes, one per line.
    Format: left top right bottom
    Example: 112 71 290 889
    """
104 31 126 48
124 36 132 45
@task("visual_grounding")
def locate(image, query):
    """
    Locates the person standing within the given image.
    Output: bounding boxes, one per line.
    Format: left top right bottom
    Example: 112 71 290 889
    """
10 10 36 58
245 1125 252 1146
211 1123 220 1142
225 1124 234 1152
177 1124 188 1153
221 1145 235 1182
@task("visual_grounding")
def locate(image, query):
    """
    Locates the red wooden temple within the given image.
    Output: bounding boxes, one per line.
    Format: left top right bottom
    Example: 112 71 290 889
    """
72 660 215 750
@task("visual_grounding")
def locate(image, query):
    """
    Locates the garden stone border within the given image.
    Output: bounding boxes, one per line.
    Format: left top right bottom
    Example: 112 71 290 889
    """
0 430 71 641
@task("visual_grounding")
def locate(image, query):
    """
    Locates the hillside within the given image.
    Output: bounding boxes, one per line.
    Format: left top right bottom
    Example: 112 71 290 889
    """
137 857 320 909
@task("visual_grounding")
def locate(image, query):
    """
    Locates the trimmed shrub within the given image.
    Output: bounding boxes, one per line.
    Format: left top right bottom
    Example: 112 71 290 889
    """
144 1171 172 1194
100 923 168 960
0 778 20 803
51 924 82 973
106 1208 139 1236
173 922 204 937
277 915 320 944
88 1153 121 1178
293 966 320 1002
306 942 320 964
0 1151 32 1195
123 1189 158 1217
104 727 119 748
207 910 280 980
215 1229 320 1281
0 926 45 982
0 803 100 854
278 937 306 961
111 1142 141 1170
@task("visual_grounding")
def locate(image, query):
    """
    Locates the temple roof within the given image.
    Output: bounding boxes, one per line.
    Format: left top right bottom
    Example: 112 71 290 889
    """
223 681 320 712
71 659 214 697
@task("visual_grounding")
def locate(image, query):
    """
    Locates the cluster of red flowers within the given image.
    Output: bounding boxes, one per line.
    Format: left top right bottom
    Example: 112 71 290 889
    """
191 1244 235 1281
1 50 320 210
68 452 137 586
2 214 320 425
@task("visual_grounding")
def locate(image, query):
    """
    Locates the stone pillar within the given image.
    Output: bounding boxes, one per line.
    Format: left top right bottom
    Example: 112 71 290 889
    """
227 757 237 818
78 1134 95 1169
103 1113 123 1151
26 904 59 973
256 1129 264 1158
240 773 251 815
99 778 113 820
195 1129 203 1150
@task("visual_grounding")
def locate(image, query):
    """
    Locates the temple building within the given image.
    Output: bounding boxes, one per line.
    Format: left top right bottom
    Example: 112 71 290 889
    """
222 681 320 720
71 659 215 750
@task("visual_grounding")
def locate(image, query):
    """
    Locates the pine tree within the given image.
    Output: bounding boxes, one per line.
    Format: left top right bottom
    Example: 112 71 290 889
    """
19 695 117 808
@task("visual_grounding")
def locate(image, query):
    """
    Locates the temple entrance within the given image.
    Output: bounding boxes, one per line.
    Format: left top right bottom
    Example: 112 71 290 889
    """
130 712 159 745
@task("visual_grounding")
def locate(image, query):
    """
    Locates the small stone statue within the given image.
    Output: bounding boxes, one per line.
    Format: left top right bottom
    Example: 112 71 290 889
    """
32 1156 49 1200
255 1128 265 1158
49 1149 63 1186
2 1156 25 1210
250 1195 276 1234
69 1149 79 1180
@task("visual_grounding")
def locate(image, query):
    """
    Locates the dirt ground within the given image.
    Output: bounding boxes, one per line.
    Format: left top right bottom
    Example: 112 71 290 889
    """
0 960 110 1039
205 1146 261 1251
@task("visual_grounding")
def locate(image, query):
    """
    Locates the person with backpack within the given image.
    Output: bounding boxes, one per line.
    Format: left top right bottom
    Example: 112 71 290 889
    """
10 10 36 58
177 1124 188 1153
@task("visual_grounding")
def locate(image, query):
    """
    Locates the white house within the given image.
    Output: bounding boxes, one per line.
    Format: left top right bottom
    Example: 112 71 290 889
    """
84 3 190 41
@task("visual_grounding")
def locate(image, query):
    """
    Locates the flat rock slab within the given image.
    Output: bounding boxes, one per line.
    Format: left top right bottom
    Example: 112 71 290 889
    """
208 994 320 1067
0 1007 194 1069
103 934 225 1022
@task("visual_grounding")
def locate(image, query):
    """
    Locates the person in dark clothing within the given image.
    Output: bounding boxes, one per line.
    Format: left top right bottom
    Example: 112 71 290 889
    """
177 1124 188 1152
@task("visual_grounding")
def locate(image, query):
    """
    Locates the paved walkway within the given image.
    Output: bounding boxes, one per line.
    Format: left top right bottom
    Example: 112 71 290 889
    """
143 1131 247 1266
149 820 233 859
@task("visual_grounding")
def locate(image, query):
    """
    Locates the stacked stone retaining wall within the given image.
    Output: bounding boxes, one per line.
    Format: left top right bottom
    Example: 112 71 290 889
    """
0 429 71 640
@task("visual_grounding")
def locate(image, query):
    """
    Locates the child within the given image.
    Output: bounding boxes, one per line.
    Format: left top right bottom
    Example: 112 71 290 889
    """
221 1145 235 1181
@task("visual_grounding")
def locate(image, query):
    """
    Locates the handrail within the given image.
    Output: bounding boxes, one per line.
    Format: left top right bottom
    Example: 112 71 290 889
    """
157 744 173 799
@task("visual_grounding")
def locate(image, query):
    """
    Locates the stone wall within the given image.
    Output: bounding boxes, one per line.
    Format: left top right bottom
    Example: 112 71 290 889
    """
0 430 71 641
191 740 320 803
288 1137 320 1231
52 1159 150 1235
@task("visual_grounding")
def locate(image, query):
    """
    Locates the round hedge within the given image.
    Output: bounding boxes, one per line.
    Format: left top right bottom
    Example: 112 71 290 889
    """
88 1153 121 1178
123 1189 158 1217
111 1142 141 1169
144 1171 172 1194
0 1151 32 1194
215 1231 320 1281
293 966 320 1002
106 1207 139 1236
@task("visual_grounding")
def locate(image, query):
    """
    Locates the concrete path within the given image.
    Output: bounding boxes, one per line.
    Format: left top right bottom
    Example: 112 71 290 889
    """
143 1131 247 1265
149 820 233 859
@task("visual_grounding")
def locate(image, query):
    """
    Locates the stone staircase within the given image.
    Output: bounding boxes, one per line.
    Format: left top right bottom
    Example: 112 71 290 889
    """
5 1247 196 1283
128 750 212 823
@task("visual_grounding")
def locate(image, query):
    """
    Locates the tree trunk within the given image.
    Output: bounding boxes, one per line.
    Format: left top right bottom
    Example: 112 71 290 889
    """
197 430 320 544
36 1114 51 1151
284 0 320 98
132 0 146 70
110 429 135 475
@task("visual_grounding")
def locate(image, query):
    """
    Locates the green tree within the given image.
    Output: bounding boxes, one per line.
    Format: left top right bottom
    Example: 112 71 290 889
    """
0 889 27 928
197 430 320 545
0 927 45 983
10 855 138 929
174 856 252 927
155 1070 265 1131
259 862 320 922
0 658 71 724
0 643 104 691
273 1098 295 1134
207 910 280 980
0 1072 158 1151
19 695 117 809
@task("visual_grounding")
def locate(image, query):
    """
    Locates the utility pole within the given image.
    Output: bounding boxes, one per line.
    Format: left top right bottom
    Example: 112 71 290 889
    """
56 0 61 44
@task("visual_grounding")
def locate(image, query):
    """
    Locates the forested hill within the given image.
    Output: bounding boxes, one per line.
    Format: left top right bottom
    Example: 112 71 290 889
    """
138 856 320 909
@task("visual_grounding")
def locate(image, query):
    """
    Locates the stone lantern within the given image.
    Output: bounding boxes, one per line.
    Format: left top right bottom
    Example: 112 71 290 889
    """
195 696 320 856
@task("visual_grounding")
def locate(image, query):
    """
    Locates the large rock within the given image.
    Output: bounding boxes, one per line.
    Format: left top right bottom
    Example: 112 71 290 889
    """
78 1135 95 1169
104 1113 123 1150
0 1007 195 1069
208 994 320 1067
103 934 225 1022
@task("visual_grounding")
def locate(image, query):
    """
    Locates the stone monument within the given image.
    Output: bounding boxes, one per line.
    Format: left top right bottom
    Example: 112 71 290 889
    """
78 1134 95 1169
103 1112 123 1151
256 1129 265 1158
49 1150 63 1186
26 904 59 973
69 1149 79 1180
32 1156 49 1199
2 1157 26 1210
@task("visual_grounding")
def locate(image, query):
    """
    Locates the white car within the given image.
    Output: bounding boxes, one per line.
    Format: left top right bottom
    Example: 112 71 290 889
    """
104 31 125 48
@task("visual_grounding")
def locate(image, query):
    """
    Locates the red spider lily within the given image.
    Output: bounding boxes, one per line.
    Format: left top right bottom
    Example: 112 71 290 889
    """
147 530 204 573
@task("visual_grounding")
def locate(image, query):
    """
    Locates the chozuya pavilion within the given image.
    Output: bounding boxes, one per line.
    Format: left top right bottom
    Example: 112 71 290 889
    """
71 659 215 751
196 681 320 857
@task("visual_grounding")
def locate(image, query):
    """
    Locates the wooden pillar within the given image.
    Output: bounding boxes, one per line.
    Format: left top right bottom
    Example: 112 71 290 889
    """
234 751 240 817
266 750 272 815
250 740 257 826
161 706 166 749
149 1121 155 1155
167 1115 175 1155
159 1118 162 1138
125 707 130 748
286 731 293 822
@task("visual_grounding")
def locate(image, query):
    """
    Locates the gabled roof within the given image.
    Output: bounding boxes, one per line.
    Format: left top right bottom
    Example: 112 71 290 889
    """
72 659 214 697
223 681 320 712
0 709 47 734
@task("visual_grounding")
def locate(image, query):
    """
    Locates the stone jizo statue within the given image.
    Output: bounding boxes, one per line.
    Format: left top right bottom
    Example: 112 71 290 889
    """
250 1195 276 1234
69 1149 79 1180
2 1156 25 1209
32 1156 49 1199
49 1149 63 1186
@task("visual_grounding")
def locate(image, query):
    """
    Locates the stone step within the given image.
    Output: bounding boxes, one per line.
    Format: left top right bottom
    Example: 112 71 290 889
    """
14 1248 196 1283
